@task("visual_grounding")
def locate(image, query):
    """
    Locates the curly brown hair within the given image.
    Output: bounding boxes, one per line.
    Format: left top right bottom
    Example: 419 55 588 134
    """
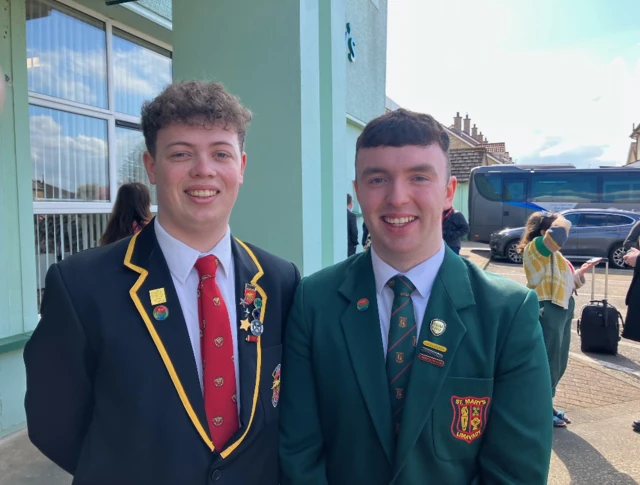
141 81 253 157
516 211 558 253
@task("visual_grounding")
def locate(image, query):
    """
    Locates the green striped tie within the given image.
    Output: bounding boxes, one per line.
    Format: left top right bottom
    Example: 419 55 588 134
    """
386 275 417 433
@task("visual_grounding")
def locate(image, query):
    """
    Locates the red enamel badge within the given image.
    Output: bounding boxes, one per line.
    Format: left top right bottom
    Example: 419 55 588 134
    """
450 396 491 444
244 284 257 305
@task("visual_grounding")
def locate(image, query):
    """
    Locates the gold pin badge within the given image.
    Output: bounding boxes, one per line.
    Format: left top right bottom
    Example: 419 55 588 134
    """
240 318 251 331
423 340 447 353
430 319 446 337
149 288 167 305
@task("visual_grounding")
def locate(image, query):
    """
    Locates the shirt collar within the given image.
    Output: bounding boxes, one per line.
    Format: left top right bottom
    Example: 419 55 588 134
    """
370 242 446 298
154 219 232 284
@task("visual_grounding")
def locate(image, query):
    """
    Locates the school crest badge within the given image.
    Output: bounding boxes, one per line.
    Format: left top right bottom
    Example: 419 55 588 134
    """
450 396 491 444
244 284 257 305
271 364 281 408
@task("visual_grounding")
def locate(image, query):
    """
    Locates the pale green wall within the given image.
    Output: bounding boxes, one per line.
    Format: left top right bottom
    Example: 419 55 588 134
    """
172 0 347 275
345 0 387 123
0 0 36 437
346 120 365 249
454 182 470 221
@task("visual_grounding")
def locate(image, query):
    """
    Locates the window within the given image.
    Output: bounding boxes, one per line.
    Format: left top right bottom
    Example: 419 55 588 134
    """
503 179 526 202
474 173 502 201
608 215 635 226
27 0 171 307
530 174 598 202
602 173 640 202
564 213 581 225
577 214 609 227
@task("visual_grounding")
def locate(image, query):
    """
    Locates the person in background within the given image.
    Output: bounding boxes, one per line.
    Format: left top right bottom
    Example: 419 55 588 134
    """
99 182 152 246
347 193 358 256
519 212 598 428
623 219 640 252
441 206 469 255
622 247 640 433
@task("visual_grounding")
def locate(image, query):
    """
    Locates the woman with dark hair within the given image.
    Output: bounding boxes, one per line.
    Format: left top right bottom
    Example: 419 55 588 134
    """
518 211 597 428
99 182 152 246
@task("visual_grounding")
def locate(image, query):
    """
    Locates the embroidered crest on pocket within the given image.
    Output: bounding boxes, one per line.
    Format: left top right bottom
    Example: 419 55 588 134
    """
450 396 491 444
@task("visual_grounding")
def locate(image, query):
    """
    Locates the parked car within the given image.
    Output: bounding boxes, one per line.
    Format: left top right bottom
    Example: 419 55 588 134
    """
489 209 640 269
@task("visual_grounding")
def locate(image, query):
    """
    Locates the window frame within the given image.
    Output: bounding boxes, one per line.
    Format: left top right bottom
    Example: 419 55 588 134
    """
28 0 172 215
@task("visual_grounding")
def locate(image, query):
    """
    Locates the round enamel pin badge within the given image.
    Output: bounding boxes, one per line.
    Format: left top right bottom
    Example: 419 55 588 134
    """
357 298 369 311
430 319 446 336
251 319 264 336
153 305 169 321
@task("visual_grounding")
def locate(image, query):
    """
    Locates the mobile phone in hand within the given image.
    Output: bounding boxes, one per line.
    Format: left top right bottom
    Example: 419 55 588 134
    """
586 257 604 264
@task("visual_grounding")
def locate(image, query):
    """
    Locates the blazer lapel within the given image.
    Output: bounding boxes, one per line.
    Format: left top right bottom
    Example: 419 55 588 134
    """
218 237 266 460
339 251 395 466
392 248 475 478
123 220 211 451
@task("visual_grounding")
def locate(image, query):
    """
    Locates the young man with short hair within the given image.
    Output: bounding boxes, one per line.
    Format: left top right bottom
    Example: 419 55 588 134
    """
279 108 552 484
25 81 299 485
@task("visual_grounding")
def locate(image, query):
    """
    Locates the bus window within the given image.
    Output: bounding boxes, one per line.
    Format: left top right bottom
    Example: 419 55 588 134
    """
474 174 502 201
530 174 597 202
602 173 640 202
503 179 526 201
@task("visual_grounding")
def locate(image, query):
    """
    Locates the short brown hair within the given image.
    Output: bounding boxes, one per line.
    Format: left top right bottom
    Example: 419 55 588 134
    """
355 108 451 179
141 81 253 157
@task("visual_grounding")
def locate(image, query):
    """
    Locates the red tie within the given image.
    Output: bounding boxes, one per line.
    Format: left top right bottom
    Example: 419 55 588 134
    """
194 255 239 450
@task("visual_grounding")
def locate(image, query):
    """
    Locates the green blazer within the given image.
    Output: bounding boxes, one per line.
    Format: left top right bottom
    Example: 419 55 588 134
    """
279 248 552 485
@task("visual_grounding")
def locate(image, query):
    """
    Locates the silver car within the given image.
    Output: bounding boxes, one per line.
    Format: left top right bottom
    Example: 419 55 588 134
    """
489 209 640 269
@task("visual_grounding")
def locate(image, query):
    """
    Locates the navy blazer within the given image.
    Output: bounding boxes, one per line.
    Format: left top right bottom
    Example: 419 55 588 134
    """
24 220 300 485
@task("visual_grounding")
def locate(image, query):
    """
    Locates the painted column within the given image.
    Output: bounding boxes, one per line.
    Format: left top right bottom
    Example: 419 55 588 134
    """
0 0 38 438
173 0 347 276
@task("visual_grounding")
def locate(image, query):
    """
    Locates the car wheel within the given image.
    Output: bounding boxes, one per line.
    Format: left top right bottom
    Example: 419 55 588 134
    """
506 241 523 264
609 243 627 269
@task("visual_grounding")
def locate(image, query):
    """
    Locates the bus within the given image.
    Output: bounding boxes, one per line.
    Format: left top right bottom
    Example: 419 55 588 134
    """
468 164 640 243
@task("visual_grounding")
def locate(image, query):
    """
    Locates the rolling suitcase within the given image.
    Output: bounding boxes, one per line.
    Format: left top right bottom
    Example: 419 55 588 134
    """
577 260 624 355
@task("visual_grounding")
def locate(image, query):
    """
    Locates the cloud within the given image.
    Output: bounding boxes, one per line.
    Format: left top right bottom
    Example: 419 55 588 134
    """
386 1 640 168
30 112 109 200
517 138 616 167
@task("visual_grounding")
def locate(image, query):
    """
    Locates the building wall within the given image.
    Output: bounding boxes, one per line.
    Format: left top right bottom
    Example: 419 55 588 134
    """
449 135 474 150
453 182 470 222
345 0 387 124
346 119 365 249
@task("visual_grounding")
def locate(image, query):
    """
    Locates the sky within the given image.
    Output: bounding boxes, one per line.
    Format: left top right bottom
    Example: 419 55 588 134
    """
386 0 640 167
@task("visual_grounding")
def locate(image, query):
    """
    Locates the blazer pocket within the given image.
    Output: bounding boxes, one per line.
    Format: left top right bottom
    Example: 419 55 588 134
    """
259 344 282 427
432 376 494 462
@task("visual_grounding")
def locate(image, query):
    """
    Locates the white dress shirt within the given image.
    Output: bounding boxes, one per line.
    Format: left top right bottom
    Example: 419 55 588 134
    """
154 220 240 413
371 243 446 355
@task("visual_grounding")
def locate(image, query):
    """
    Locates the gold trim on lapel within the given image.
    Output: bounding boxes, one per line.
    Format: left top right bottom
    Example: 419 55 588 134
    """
219 237 266 459
124 232 214 451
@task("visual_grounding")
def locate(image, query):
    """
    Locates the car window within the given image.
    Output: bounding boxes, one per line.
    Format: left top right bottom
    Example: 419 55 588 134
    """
564 213 580 225
607 215 635 226
577 214 609 227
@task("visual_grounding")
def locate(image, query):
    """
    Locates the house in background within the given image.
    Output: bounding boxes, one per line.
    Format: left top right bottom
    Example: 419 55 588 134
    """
627 122 640 165
446 113 513 220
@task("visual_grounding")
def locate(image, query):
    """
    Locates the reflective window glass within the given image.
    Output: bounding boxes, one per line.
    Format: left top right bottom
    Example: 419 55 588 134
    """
115 125 157 204
113 28 172 116
26 0 108 108
30 105 109 201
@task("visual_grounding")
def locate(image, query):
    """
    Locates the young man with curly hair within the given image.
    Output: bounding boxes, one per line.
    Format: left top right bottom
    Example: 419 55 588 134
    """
25 81 300 485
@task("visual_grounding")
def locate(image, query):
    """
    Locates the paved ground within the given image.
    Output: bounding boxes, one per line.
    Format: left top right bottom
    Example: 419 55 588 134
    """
463 243 640 485
2 244 639 484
